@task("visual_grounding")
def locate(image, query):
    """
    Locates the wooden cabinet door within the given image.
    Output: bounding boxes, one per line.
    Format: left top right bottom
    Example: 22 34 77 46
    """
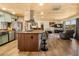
18 33 25 51
24 33 30 51
24 33 38 51
27 33 38 51
30 34 38 51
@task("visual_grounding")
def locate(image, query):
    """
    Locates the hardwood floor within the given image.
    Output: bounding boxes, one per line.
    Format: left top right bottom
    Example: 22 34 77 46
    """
0 34 79 56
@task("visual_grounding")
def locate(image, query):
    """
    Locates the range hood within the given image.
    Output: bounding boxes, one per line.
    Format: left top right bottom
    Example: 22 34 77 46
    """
28 10 37 26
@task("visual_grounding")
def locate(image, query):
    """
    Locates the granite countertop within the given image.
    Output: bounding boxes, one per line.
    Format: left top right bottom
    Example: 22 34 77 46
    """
0 30 8 36
17 30 44 34
0 30 8 33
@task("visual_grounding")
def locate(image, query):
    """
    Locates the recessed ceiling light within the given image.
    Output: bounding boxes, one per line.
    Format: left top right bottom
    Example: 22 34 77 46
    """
41 12 44 15
39 3 44 6
12 12 15 14
2 7 6 10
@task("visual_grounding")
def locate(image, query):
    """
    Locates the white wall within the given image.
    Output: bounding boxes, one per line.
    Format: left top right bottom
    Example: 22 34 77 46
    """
36 20 53 31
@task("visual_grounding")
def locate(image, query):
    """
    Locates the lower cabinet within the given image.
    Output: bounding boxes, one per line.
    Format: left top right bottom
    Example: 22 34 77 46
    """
1 34 8 44
8 31 15 41
0 36 2 45
0 34 8 45
0 31 15 46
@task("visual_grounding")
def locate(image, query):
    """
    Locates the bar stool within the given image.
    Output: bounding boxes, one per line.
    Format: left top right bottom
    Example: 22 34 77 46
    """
40 32 48 51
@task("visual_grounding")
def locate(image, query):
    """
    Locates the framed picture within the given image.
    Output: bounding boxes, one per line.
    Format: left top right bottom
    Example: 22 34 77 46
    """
49 22 55 27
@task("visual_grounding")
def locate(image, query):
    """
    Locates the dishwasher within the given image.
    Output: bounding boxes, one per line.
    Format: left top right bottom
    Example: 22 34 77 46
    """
8 31 15 41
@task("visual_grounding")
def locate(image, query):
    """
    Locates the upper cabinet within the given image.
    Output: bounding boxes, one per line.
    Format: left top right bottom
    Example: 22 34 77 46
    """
0 11 17 22
4 13 11 22
0 11 5 22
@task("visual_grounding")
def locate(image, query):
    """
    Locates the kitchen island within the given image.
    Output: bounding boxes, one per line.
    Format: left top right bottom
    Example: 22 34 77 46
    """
16 30 44 51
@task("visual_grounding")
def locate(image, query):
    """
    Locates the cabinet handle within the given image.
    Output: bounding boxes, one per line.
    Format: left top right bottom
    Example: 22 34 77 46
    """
31 36 33 39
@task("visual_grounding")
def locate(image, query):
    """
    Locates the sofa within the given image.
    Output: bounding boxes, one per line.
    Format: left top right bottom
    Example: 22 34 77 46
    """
60 30 74 39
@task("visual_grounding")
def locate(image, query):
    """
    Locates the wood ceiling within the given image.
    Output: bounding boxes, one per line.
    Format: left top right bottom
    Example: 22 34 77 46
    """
0 3 78 21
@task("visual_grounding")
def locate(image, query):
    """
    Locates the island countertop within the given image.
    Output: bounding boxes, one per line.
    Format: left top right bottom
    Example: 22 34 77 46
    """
16 30 44 34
